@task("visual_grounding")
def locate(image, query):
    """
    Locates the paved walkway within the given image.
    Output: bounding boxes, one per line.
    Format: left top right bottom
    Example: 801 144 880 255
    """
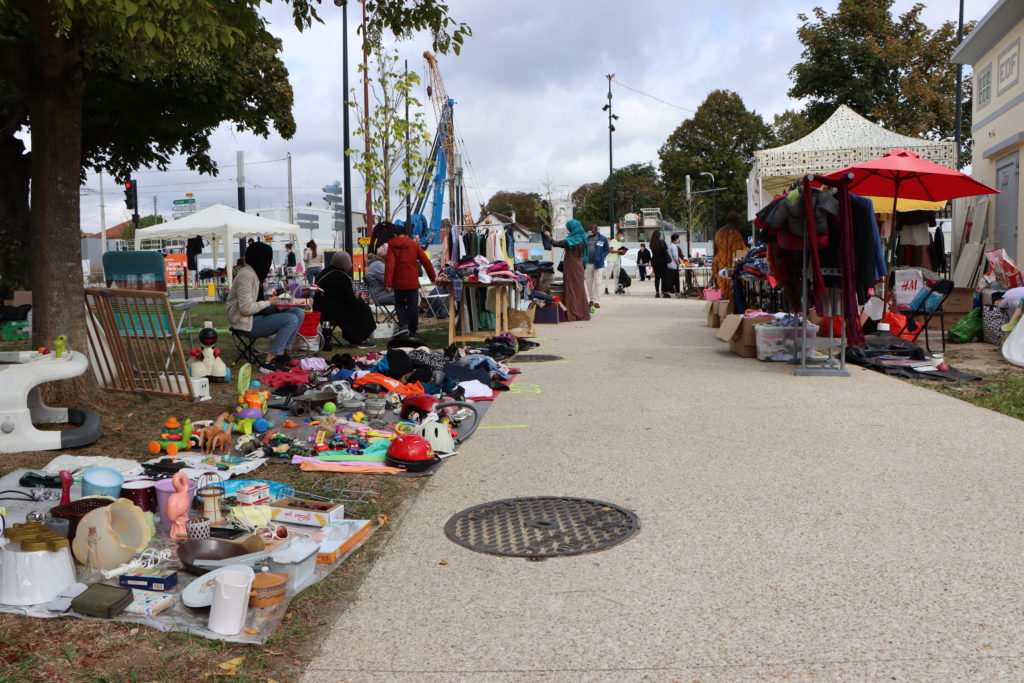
304 281 1024 681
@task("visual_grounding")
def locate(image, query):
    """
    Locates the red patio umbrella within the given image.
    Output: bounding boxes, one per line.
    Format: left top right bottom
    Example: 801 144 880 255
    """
825 148 999 316
825 148 999 217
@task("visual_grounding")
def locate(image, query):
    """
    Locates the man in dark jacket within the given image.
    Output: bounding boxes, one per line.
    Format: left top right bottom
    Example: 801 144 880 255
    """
385 225 436 343
636 243 652 281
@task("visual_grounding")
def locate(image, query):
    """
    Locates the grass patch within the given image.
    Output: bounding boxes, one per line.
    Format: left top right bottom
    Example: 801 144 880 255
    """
0 300 461 681
932 371 1024 421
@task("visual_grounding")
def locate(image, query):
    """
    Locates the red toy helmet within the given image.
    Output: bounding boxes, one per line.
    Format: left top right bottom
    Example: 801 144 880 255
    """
385 434 438 472
401 394 441 421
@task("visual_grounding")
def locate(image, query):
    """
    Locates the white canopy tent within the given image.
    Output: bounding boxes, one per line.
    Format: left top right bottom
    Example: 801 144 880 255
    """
133 204 301 285
747 105 955 218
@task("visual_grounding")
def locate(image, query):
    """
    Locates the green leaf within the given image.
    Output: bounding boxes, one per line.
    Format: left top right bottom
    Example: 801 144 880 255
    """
144 21 156 39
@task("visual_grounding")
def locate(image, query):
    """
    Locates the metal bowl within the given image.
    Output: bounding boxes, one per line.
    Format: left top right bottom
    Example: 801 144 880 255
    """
176 535 265 575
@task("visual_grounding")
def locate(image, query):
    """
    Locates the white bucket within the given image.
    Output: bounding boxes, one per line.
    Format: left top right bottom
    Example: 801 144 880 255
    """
207 569 254 635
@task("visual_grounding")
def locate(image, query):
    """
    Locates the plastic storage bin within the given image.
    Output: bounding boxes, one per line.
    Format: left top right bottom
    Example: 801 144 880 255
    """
755 323 820 362
269 538 319 593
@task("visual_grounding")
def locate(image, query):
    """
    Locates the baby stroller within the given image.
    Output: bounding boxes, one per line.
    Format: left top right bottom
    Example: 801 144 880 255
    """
614 268 632 295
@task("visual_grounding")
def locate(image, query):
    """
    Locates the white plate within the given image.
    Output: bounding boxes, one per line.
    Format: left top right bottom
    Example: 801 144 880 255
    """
180 564 254 608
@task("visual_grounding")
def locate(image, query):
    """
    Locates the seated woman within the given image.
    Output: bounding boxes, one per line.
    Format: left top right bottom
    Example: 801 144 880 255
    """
313 251 376 350
364 244 394 305
226 242 306 372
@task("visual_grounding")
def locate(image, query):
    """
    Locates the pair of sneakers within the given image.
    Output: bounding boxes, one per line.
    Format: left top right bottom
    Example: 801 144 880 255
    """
259 354 292 373
392 327 422 344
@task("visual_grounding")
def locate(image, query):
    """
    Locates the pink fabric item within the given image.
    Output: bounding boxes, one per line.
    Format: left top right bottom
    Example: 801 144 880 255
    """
258 368 311 387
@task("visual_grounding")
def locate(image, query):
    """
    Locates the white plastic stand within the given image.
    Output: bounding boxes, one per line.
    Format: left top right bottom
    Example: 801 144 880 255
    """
0 351 102 454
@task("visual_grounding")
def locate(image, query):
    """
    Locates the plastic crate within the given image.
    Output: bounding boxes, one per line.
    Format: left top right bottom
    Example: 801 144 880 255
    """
0 321 30 341
220 479 295 501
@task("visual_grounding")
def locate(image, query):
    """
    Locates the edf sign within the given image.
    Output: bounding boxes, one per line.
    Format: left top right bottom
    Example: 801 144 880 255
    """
998 39 1019 96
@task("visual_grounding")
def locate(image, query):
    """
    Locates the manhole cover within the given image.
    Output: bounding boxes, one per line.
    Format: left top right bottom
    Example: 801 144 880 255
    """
444 496 639 558
511 354 563 363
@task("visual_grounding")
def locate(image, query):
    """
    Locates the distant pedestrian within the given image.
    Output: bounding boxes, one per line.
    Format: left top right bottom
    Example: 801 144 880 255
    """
303 240 324 284
542 220 590 321
666 233 683 297
385 223 436 343
649 230 670 298
636 243 652 281
604 230 627 295
284 243 297 269
584 224 610 309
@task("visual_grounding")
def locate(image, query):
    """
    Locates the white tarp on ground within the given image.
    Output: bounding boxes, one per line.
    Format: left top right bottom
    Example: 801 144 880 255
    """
747 105 955 218
133 204 301 285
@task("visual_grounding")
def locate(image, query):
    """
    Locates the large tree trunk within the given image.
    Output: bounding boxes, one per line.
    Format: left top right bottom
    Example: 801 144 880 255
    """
28 49 96 407
0 136 32 299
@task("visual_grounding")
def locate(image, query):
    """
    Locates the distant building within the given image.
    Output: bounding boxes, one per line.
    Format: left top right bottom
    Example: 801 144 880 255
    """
952 0 1024 259
247 206 367 249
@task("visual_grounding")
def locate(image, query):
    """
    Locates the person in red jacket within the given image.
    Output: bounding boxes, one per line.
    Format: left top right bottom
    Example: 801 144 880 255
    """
385 224 436 342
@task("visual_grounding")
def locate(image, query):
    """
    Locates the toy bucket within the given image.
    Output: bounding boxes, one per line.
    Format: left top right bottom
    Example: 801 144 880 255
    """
154 478 197 532
208 569 254 635
81 467 124 498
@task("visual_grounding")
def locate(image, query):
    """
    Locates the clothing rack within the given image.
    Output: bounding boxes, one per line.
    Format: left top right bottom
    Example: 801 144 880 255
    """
795 172 854 377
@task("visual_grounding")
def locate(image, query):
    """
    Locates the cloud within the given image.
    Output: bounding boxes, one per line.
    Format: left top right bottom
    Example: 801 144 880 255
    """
79 0 994 231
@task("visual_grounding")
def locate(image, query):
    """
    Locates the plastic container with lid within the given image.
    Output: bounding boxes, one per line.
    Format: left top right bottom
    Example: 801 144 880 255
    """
268 538 318 593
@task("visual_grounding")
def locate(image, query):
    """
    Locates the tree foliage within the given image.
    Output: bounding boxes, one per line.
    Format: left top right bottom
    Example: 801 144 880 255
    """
484 191 544 230
570 163 664 226
788 0 973 145
0 0 470 405
771 109 815 146
658 90 772 222
350 48 433 222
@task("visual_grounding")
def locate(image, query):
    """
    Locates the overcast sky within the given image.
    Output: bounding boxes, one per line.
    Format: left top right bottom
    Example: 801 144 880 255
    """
79 0 991 232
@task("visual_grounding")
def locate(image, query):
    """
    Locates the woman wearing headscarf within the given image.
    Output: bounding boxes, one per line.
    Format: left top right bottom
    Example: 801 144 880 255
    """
712 212 747 300
649 230 670 298
541 219 591 321
313 250 376 350
227 241 306 372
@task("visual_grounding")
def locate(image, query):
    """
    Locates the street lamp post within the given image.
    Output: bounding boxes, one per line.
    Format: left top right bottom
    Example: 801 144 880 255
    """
603 74 619 237
337 0 354 254
700 172 716 239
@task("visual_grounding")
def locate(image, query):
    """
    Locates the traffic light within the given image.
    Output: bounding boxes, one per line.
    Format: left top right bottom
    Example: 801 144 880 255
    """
124 179 138 212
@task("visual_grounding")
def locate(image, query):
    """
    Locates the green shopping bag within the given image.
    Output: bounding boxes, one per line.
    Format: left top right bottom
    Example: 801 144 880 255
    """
948 307 982 343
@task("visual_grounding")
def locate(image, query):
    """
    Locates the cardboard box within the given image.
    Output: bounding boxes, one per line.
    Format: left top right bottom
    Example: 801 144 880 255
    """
943 287 976 314
270 497 345 527
119 569 178 592
704 301 722 328
2 290 31 307
716 314 774 358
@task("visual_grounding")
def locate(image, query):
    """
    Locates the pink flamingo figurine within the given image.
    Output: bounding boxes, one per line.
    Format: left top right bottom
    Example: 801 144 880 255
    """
165 472 191 540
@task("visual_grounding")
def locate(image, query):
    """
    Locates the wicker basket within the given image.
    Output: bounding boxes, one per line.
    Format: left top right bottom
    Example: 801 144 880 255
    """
49 497 114 542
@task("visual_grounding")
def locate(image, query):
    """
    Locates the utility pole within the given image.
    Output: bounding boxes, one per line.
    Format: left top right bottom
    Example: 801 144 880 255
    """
237 150 247 256
954 0 965 169
340 0 354 254
404 59 412 226
361 0 373 234
287 152 294 224
152 195 157 220
604 74 617 237
98 170 107 255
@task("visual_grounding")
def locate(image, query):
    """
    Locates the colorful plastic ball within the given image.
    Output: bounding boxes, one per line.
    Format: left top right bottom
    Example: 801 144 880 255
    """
253 418 272 433
323 402 337 414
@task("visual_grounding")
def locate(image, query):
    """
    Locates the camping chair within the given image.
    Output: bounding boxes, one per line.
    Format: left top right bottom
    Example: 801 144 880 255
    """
102 251 198 342
419 276 449 320
358 280 399 327
891 278 954 355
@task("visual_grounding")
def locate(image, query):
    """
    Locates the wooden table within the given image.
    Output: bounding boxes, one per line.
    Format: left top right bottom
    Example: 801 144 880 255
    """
446 280 514 344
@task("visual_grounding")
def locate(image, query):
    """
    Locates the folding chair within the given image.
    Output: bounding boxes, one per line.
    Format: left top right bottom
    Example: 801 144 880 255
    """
892 278 954 355
419 276 449 320
102 251 198 342
358 280 399 327
230 328 264 367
